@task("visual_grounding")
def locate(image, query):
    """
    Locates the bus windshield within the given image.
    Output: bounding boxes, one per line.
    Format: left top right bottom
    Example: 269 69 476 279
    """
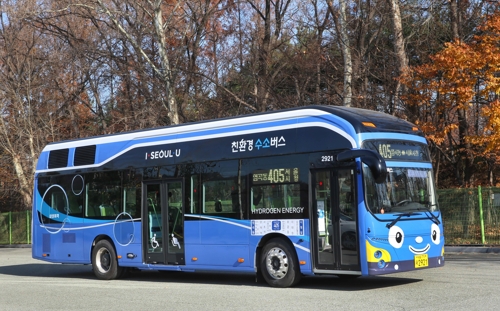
364 166 439 214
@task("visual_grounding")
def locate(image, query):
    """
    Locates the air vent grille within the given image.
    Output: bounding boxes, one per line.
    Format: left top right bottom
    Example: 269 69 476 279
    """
48 149 69 168
74 145 96 166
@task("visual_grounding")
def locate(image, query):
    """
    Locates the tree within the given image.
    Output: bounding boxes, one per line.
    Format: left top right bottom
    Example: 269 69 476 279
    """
0 0 94 210
387 0 408 114
95 0 182 125
327 0 352 107
402 9 500 186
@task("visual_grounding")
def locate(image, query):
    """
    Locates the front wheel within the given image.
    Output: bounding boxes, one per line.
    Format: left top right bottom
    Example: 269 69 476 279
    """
92 239 123 280
260 238 301 287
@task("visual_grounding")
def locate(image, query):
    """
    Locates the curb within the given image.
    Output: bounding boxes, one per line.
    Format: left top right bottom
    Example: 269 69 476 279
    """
0 244 31 249
445 246 500 254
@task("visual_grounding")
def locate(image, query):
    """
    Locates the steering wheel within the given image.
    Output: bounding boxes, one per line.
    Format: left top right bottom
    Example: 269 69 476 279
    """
395 199 411 206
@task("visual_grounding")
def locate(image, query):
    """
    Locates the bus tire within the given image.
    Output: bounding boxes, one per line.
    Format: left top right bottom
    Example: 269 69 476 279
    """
260 238 301 287
92 239 123 280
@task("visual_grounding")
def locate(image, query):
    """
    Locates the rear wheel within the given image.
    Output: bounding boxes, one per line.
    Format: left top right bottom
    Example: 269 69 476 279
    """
92 239 123 280
260 238 301 287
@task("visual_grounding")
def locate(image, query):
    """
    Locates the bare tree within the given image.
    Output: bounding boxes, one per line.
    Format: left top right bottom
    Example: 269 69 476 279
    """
327 0 352 107
246 0 293 112
95 0 181 125
387 0 408 114
0 1 78 209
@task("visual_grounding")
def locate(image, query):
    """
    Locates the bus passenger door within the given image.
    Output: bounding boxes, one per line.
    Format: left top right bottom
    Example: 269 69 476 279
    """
143 180 185 265
312 169 359 272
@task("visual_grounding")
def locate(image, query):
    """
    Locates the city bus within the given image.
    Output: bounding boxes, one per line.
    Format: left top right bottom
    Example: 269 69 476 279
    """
32 105 444 287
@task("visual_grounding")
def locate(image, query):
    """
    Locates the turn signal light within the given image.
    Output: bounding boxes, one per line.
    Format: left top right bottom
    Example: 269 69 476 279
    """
238 258 245 263
192 257 198 261
299 260 306 265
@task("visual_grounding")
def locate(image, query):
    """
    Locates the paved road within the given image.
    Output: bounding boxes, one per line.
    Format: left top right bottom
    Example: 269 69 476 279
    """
0 248 499 310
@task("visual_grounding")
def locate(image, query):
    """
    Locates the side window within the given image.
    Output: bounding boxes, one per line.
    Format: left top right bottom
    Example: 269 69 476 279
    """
248 164 308 219
338 169 356 221
188 174 200 214
123 170 141 219
199 160 246 219
37 174 84 224
202 179 239 214
85 171 122 219
251 184 301 210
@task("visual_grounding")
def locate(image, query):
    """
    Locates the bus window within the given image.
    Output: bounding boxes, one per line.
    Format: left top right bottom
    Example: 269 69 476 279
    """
251 184 301 210
202 179 237 214
189 174 199 214
85 172 122 219
338 170 355 221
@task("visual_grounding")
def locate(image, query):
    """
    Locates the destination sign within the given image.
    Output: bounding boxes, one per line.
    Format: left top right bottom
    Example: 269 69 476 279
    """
363 140 430 161
252 168 300 184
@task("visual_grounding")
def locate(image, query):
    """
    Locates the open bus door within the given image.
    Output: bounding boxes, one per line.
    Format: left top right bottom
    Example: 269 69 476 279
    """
143 180 185 265
312 168 360 273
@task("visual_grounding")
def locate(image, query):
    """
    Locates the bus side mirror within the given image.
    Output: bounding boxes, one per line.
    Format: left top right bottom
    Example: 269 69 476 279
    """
337 149 387 184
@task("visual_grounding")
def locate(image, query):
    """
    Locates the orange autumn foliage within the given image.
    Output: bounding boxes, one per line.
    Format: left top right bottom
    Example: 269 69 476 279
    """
402 10 500 184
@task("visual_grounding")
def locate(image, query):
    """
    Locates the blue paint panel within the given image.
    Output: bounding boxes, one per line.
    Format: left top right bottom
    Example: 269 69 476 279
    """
184 218 200 245
35 152 49 171
200 218 250 245
115 223 143 266
186 244 251 267
62 233 76 243
53 224 84 262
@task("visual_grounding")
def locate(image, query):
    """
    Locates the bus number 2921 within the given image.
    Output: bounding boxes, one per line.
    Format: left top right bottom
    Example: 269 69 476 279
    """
321 155 335 162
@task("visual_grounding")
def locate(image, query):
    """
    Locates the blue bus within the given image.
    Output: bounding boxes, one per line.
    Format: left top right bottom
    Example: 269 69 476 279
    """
32 105 444 287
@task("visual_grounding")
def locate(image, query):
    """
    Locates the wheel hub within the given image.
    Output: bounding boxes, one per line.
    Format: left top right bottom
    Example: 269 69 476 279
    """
96 248 111 273
265 247 289 279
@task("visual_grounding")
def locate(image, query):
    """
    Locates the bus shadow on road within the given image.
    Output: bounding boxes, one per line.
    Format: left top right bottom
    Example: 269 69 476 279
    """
123 270 422 291
0 263 421 290
0 263 95 279
297 275 421 290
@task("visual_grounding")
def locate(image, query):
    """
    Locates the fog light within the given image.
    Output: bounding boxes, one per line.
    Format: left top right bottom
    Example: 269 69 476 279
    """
374 250 382 259
377 260 386 269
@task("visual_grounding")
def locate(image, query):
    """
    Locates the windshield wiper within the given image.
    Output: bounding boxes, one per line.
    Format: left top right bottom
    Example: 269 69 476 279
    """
386 212 416 229
416 206 441 225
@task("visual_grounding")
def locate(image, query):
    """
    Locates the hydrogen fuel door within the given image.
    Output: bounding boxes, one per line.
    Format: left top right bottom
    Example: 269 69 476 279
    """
313 168 359 271
143 180 185 265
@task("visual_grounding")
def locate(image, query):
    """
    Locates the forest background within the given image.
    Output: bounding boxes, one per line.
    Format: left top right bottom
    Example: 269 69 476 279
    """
0 0 500 212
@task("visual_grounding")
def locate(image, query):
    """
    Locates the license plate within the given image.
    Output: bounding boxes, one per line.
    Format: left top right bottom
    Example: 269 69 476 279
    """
414 254 428 268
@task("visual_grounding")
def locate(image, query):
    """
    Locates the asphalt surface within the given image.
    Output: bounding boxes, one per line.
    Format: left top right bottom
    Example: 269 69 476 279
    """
1 248 499 310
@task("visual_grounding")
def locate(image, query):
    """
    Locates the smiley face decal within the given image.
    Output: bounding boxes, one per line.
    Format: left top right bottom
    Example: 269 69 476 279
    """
366 220 444 275
388 223 441 254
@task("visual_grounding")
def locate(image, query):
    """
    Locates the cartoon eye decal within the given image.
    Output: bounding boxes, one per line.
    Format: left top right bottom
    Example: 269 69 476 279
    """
388 225 404 249
431 223 441 245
